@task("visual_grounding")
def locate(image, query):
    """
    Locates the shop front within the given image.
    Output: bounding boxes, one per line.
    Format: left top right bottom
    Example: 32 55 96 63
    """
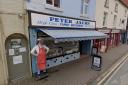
94 29 121 53
120 30 127 44
28 11 107 75
94 29 111 52
111 29 120 46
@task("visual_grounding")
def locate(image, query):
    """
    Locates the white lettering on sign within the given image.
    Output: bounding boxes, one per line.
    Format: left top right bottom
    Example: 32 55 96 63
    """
31 13 95 29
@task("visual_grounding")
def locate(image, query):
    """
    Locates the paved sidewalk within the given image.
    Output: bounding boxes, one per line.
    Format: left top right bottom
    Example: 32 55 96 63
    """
9 44 128 85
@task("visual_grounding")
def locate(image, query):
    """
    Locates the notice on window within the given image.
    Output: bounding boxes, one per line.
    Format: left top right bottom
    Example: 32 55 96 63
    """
19 47 26 52
9 49 15 56
11 39 21 48
13 55 23 64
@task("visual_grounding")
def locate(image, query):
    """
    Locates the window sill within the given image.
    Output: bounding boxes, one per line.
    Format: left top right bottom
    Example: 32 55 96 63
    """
104 6 109 9
45 4 63 12
80 14 89 19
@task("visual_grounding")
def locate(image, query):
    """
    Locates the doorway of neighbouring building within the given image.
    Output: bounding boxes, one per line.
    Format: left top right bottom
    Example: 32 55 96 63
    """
5 34 30 82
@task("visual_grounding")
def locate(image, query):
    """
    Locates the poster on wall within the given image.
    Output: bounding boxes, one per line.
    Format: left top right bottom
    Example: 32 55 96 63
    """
10 39 21 48
9 49 15 56
13 55 23 64
19 47 26 53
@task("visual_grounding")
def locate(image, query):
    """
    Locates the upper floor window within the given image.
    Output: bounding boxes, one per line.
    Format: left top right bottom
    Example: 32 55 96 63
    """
125 9 127 17
46 0 60 8
104 0 109 8
115 3 118 13
81 0 90 16
103 12 108 26
113 15 117 26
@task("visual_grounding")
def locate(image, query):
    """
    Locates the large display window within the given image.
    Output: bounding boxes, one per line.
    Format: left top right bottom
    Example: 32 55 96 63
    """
37 31 79 59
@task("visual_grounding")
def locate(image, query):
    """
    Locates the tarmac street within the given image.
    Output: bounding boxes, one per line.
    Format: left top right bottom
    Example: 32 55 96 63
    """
103 54 128 85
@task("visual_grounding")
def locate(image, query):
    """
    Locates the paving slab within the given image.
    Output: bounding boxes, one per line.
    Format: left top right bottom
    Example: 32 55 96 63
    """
9 44 128 85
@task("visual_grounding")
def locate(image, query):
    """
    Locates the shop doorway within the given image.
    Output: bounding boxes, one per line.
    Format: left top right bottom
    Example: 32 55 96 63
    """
79 40 91 55
5 34 30 82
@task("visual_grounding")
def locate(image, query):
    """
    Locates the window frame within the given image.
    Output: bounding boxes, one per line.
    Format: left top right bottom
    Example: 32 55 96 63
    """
46 0 53 5
104 0 109 8
46 0 60 8
115 3 118 13
124 9 127 17
81 0 90 17
113 15 117 26
103 12 108 26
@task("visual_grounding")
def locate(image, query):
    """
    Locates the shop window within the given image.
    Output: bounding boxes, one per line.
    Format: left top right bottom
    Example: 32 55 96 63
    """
115 3 118 13
37 31 79 59
104 0 109 8
46 0 60 8
103 12 108 26
81 0 90 16
113 15 117 26
45 41 79 59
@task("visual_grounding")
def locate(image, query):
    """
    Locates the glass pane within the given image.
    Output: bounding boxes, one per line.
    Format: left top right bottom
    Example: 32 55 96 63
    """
45 40 79 58
54 0 60 7
105 0 109 8
84 5 88 14
115 3 118 12
125 10 127 17
113 15 117 26
103 12 108 26
81 0 84 14
46 0 52 5
85 0 89 4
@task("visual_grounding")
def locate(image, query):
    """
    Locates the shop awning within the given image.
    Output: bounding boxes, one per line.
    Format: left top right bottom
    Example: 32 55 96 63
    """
38 29 108 42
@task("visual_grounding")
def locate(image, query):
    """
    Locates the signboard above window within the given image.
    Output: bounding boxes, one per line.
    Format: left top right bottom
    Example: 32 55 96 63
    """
30 12 96 29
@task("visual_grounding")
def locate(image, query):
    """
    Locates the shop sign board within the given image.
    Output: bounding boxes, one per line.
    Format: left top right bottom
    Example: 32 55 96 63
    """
91 54 102 71
30 13 95 29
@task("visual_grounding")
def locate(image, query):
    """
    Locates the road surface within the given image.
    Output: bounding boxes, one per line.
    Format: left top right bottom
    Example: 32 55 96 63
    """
103 55 128 85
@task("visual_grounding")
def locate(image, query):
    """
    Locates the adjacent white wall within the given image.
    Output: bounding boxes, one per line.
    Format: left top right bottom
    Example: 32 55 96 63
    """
96 0 128 29
0 0 29 84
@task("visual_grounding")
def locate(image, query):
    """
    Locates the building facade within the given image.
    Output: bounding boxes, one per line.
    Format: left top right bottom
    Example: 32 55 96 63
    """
0 0 31 84
27 0 108 78
95 0 128 52
96 0 128 29
0 0 107 84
